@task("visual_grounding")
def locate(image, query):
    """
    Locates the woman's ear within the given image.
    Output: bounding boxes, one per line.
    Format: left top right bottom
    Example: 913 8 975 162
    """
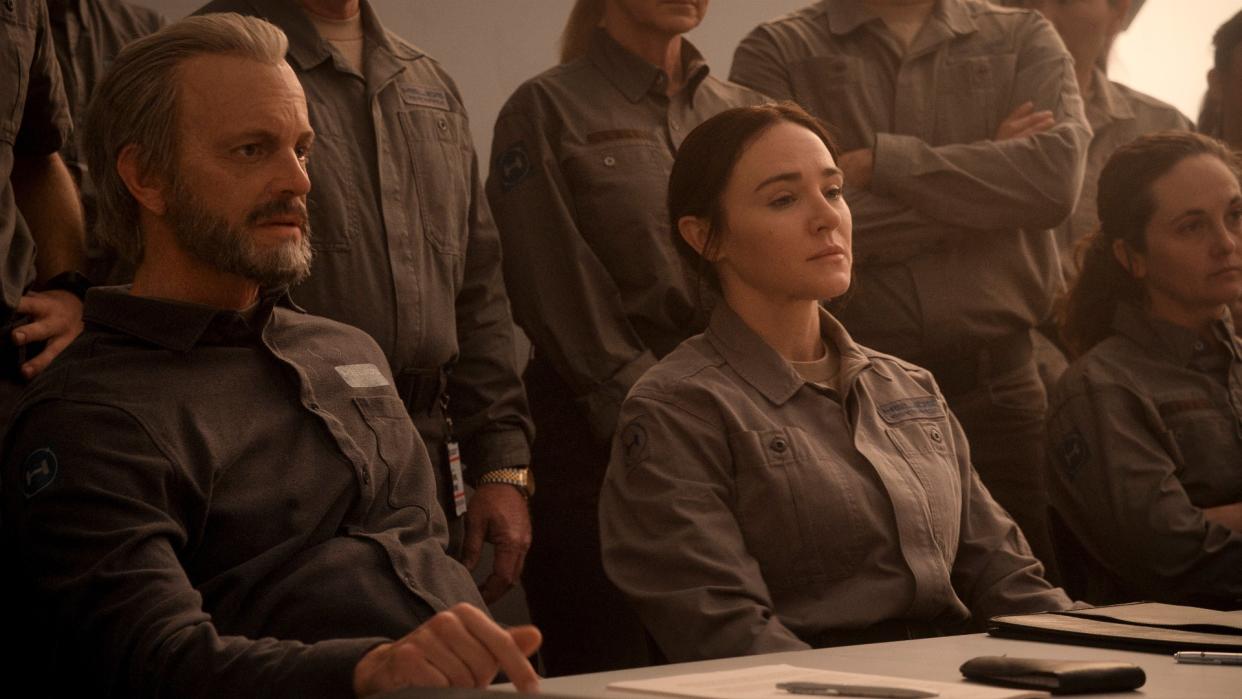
116 143 168 217
1112 237 1147 279
678 215 719 261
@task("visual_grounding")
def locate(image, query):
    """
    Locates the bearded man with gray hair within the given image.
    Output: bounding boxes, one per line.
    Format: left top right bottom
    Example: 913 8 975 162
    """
1 13 540 698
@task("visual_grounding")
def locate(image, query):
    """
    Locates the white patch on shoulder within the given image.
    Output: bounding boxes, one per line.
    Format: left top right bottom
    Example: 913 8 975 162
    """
334 363 390 388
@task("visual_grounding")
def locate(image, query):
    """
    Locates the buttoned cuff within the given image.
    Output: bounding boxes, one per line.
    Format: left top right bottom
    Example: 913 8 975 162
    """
464 430 532 481
582 351 659 442
292 637 388 699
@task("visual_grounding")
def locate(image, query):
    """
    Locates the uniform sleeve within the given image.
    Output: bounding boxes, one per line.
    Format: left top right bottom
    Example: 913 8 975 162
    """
870 17 1090 232
944 405 1073 621
1045 379 1242 607
448 128 535 475
599 393 809 662
2 401 383 698
15 0 72 156
486 103 658 442
728 25 797 102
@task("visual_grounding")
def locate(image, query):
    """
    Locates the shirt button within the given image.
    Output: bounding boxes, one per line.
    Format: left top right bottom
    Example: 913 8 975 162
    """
770 436 788 453
929 428 943 443
308 402 320 411
437 117 448 131
404 573 417 587
603 155 616 167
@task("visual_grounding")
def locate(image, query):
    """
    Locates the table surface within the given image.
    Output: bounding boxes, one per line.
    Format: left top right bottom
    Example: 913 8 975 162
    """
499 634 1241 699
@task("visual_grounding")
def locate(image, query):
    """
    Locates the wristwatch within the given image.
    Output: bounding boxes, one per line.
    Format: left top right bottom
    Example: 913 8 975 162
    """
477 467 535 498
41 270 92 301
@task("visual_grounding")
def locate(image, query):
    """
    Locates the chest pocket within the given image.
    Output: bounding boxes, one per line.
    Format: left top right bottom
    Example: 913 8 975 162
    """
789 55 873 151
562 139 673 288
0 14 35 147
1158 394 1242 505
399 106 472 257
354 394 431 510
305 96 356 252
936 53 1016 144
729 426 865 588
880 396 962 553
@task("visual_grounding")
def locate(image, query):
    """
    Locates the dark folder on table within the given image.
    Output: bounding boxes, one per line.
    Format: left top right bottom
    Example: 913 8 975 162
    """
988 602 1242 654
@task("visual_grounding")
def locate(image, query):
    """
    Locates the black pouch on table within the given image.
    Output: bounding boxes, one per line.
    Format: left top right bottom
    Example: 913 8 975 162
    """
960 656 1146 695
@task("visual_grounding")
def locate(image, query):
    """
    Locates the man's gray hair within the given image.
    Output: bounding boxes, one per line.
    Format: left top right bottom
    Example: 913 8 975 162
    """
84 13 289 265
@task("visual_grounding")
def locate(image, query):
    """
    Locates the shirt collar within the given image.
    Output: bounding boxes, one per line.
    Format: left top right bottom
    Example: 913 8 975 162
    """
1086 68 1136 128
83 286 299 352
705 303 875 406
587 27 710 104
1111 301 1237 368
241 0 421 73
822 0 976 38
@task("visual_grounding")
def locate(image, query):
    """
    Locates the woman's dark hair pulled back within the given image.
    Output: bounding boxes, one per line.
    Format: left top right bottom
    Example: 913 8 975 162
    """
667 101 840 296
1060 130 1241 356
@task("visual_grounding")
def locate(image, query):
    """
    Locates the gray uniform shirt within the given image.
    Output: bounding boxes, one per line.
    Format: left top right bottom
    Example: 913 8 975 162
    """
1056 68 1191 280
1046 304 1242 608
730 0 1089 359
48 0 165 283
2 288 485 698
1 0 72 320
600 305 1070 662
197 0 532 476
487 30 766 440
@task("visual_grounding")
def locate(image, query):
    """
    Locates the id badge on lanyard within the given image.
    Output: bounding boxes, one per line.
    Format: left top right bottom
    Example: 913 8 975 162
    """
446 440 467 517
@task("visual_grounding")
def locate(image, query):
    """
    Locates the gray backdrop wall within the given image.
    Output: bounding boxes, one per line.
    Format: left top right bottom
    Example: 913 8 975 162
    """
137 1 808 173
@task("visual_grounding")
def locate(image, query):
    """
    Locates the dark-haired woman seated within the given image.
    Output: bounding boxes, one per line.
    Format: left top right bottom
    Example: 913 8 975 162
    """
598 103 1070 662
1046 131 1242 609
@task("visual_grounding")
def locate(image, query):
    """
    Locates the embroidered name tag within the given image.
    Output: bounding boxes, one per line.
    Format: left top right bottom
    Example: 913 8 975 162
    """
335 363 390 388
1157 397 1217 420
401 86 449 110
877 396 944 423
585 129 659 145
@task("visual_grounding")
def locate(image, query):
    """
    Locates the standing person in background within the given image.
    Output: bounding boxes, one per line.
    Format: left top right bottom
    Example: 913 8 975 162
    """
48 0 166 285
730 0 1090 578
486 0 766 675
1201 9 1242 151
1 0 89 422
1047 131 1242 608
1003 0 1189 389
195 0 536 605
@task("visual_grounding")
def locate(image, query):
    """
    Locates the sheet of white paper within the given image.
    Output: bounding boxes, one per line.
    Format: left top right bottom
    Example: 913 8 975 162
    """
607 664 1048 699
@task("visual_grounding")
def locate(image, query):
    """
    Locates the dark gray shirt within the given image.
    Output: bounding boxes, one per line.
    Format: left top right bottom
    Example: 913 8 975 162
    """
1 0 73 320
1046 304 1242 608
2 288 485 698
487 30 766 440
730 0 1090 359
197 0 532 477
47 0 165 283
601 305 1069 662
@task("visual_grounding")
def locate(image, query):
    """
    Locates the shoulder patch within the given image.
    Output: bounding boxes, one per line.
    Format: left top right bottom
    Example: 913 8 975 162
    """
618 418 650 468
21 448 58 498
877 396 945 423
1057 429 1090 481
496 143 532 192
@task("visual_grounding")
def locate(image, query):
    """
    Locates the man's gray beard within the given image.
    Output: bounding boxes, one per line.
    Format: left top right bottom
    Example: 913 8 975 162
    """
167 183 314 289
